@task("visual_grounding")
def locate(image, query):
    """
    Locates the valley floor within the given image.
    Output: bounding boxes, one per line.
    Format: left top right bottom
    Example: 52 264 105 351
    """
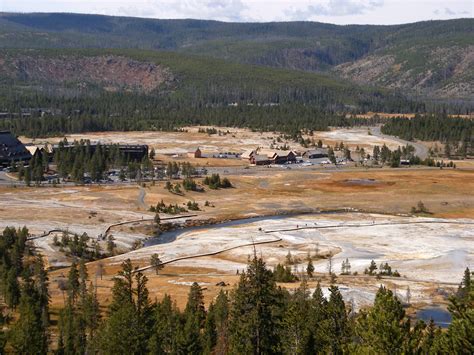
1 127 473 312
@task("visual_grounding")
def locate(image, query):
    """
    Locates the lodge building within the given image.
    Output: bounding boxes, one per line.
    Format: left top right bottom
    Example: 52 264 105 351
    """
242 148 297 165
0 131 32 167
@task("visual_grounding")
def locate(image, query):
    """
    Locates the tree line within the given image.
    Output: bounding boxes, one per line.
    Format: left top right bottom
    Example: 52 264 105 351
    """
381 113 473 150
0 82 423 139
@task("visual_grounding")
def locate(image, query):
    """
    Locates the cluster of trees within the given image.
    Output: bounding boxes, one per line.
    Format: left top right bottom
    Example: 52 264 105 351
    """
0 80 424 140
54 140 121 181
381 114 473 154
427 160 457 168
368 144 409 167
95 258 471 354
64 258 474 353
198 127 219 135
364 260 401 277
0 228 472 354
0 227 30 310
182 178 200 192
340 258 352 275
0 103 346 138
52 139 153 183
17 150 49 185
273 263 299 282
203 174 232 189
56 258 101 354
165 162 202 180
366 143 456 168
1 90 468 150
165 181 184 195
52 232 103 260
0 227 49 353
149 200 187 215
187 201 200 211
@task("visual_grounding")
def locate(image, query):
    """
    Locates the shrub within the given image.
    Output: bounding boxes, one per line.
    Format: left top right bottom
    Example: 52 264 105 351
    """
203 174 232 189
187 201 200 211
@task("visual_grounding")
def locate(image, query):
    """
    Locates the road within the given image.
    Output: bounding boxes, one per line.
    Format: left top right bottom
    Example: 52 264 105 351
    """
370 126 429 160
137 187 147 209
0 171 19 186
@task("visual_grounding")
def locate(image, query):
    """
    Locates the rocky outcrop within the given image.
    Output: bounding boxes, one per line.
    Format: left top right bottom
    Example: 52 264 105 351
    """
0 54 174 94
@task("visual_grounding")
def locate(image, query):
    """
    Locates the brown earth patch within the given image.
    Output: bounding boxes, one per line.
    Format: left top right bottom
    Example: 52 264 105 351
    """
0 54 174 93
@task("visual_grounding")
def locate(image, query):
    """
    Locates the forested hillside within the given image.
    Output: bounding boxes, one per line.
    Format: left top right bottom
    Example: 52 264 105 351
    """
0 49 423 137
0 13 471 138
0 13 472 101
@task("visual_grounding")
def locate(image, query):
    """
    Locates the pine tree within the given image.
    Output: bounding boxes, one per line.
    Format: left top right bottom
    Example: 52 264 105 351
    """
149 148 156 160
78 258 88 303
181 282 206 354
24 166 31 186
419 319 441 353
33 255 50 330
58 299 87 355
99 259 153 354
367 260 377 275
106 235 116 256
213 290 230 354
181 308 203 355
9 272 49 354
67 259 80 304
283 280 311 354
229 255 283 354
203 302 217 354
96 261 105 281
433 268 474 353
4 268 20 309
327 285 349 353
135 269 154 349
306 259 314 278
306 282 331 352
355 286 410 354
149 294 181 354
185 282 206 327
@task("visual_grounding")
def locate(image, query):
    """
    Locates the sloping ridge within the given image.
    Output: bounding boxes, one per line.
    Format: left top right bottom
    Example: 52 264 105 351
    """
0 13 472 100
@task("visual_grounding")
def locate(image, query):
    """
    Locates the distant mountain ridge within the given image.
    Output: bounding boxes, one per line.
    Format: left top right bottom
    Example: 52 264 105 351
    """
0 13 472 102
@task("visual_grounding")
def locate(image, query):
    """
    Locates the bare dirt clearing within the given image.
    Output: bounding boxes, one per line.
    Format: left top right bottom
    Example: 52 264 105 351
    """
47 212 472 311
1 168 473 268
21 126 416 158
311 128 401 150
112 213 473 284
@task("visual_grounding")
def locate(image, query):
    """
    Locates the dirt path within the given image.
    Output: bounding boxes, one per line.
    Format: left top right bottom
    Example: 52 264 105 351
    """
104 214 198 236
29 214 198 241
263 219 474 233
339 274 460 287
28 229 76 241
135 235 282 272
137 187 147 209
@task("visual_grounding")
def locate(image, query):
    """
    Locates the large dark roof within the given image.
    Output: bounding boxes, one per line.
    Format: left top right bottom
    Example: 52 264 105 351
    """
0 131 32 163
